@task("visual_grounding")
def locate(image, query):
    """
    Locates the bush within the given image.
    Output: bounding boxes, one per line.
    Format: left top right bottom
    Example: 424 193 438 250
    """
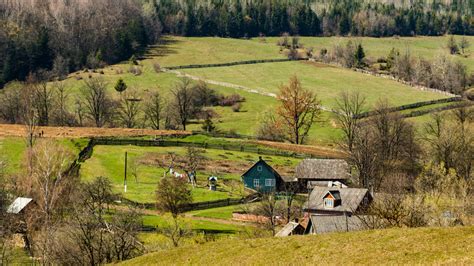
218 94 245 106
231 103 241 112
153 62 162 73
128 66 142 76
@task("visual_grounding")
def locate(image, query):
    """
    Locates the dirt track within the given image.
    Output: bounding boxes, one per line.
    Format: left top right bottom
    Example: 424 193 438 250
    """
254 140 346 159
0 124 190 138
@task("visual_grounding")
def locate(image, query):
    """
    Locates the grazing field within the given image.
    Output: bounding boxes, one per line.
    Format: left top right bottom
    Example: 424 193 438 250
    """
149 36 285 67
182 61 448 109
0 137 88 174
80 145 302 204
281 35 474 71
121 226 474 265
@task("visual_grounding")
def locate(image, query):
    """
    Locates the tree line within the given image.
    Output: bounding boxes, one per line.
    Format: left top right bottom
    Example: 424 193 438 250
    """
157 0 474 38
2 0 473 88
0 74 245 133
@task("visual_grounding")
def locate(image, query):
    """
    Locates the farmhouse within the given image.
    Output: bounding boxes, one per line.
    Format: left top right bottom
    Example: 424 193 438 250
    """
303 187 372 216
295 159 351 189
241 157 285 192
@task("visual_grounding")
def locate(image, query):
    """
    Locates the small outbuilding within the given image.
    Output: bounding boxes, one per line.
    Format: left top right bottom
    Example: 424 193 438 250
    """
7 197 33 214
241 157 284 192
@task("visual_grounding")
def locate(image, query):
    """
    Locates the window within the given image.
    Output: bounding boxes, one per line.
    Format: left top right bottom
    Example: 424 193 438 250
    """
265 179 275 187
257 166 262 172
324 198 334 208
253 179 260 187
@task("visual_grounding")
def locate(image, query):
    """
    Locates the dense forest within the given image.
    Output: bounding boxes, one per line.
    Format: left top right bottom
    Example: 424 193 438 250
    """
0 0 473 87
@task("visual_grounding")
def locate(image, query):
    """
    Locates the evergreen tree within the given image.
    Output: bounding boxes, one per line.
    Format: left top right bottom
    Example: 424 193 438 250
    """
354 44 366 68
115 78 128 94
339 12 351 35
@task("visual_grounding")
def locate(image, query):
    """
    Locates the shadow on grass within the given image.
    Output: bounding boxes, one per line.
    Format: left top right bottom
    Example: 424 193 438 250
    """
141 36 181 60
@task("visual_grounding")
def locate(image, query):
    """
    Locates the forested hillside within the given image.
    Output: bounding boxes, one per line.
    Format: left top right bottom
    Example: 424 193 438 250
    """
1 0 473 87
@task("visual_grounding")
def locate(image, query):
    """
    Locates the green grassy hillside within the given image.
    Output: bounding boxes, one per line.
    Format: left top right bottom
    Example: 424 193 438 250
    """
182 61 447 109
121 226 474 265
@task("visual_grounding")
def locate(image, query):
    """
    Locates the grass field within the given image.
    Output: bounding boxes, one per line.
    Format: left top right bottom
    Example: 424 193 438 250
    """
142 214 245 235
182 61 448 109
0 137 88 174
155 35 474 71
80 145 302 204
121 226 474 265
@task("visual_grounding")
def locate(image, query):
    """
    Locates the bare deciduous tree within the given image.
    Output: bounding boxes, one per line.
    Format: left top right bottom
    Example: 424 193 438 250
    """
118 90 142 128
82 78 112 127
277 75 321 144
255 193 279 236
144 91 163 130
171 78 194 131
24 140 75 264
334 91 366 152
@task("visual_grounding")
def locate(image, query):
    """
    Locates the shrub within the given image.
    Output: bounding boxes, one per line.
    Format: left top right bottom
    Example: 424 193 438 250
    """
231 103 241 112
153 62 162 73
218 94 245 106
128 66 142 76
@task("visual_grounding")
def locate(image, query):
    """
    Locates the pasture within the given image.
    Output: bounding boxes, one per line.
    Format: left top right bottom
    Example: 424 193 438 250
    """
79 145 302 204
181 61 448 109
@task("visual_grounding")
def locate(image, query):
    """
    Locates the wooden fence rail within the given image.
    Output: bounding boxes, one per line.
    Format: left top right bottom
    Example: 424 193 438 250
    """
354 96 463 119
164 58 306 70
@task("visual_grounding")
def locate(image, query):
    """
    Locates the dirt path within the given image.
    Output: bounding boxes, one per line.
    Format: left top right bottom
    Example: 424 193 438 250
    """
0 124 190 138
183 213 257 227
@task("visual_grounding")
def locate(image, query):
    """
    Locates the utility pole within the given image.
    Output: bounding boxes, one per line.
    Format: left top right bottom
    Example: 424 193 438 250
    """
124 151 128 193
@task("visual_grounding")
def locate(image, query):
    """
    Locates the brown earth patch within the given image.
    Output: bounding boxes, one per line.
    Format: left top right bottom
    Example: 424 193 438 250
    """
253 140 346 159
0 124 190 138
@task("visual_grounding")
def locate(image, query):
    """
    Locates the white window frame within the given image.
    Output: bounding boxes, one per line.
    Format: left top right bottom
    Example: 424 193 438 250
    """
265 179 275 187
257 166 263 172
253 179 260 187
324 198 334 208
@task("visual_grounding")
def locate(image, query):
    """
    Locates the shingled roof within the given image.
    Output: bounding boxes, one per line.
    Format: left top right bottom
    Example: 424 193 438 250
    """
304 187 370 213
310 215 366 234
295 159 350 180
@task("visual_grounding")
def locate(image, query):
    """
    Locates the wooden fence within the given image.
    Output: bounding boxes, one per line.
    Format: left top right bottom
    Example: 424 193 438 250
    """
164 58 306 70
354 96 463 119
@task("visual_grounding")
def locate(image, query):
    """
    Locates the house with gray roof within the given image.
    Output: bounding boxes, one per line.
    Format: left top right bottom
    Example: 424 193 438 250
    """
303 187 372 215
295 159 351 189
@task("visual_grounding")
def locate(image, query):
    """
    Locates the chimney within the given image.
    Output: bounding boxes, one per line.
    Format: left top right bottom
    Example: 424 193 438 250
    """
259 156 262 161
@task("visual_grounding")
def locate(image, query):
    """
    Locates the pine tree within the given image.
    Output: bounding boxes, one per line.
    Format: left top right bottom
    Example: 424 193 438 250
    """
114 78 128 94
354 44 366 68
